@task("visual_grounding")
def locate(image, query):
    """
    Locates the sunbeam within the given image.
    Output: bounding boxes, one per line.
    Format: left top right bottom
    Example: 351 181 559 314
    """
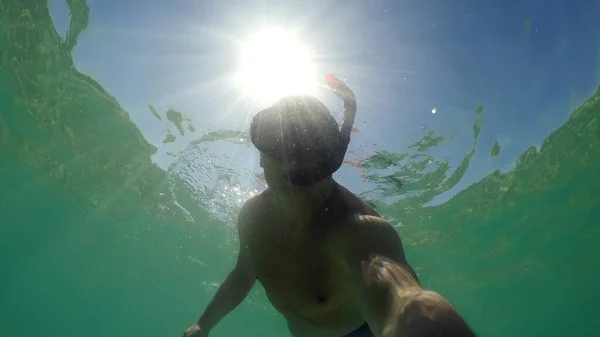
234 27 318 102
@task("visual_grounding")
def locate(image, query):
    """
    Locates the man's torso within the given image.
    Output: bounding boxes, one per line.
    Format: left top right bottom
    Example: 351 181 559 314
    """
242 183 380 337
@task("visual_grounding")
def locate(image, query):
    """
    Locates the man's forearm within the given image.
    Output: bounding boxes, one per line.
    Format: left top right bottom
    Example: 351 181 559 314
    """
196 268 255 331
389 289 476 337
356 256 421 337
358 256 475 337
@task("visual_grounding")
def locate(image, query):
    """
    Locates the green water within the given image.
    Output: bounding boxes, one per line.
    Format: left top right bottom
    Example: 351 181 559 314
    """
1 1 599 337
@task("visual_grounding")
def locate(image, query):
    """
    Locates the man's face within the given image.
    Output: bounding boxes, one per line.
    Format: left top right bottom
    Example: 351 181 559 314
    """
260 153 293 192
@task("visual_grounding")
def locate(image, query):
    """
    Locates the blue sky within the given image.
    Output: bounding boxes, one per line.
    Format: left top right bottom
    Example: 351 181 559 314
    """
48 0 600 202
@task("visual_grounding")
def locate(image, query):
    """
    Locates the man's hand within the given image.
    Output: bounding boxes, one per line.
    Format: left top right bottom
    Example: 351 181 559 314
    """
182 323 208 337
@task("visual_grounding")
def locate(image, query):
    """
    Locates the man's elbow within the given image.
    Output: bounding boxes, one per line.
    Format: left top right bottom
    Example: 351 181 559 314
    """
360 255 420 291
230 265 256 290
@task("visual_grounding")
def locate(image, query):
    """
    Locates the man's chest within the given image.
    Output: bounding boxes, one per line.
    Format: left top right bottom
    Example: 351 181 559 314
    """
247 225 358 321
251 232 336 291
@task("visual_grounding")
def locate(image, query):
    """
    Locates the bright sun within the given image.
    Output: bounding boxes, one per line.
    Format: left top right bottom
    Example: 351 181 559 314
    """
235 27 317 101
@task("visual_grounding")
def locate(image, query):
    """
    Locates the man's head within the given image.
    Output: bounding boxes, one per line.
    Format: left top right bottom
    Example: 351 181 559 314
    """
250 95 343 190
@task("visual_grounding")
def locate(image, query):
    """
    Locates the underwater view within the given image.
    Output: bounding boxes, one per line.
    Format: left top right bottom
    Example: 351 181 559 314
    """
1 0 599 336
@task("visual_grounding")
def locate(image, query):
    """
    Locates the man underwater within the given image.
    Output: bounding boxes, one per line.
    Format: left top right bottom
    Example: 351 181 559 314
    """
183 76 476 337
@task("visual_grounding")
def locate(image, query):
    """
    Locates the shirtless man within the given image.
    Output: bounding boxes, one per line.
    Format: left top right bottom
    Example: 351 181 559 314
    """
183 77 476 337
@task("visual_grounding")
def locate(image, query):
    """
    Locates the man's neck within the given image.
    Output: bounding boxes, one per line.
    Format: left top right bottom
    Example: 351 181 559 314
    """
272 177 336 225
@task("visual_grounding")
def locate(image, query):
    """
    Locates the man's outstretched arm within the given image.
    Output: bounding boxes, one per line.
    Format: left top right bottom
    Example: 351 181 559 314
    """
183 201 257 337
339 215 476 337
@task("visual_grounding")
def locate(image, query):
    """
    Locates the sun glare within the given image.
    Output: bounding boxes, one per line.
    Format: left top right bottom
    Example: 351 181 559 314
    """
236 28 317 101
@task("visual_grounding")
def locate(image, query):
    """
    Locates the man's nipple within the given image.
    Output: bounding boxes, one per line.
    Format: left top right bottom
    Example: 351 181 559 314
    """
316 293 328 304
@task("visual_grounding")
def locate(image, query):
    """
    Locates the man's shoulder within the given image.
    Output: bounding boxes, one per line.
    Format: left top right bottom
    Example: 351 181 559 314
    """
336 213 397 239
329 186 402 258
240 189 272 213
329 212 407 268
322 183 385 232
333 183 379 217
237 189 273 230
